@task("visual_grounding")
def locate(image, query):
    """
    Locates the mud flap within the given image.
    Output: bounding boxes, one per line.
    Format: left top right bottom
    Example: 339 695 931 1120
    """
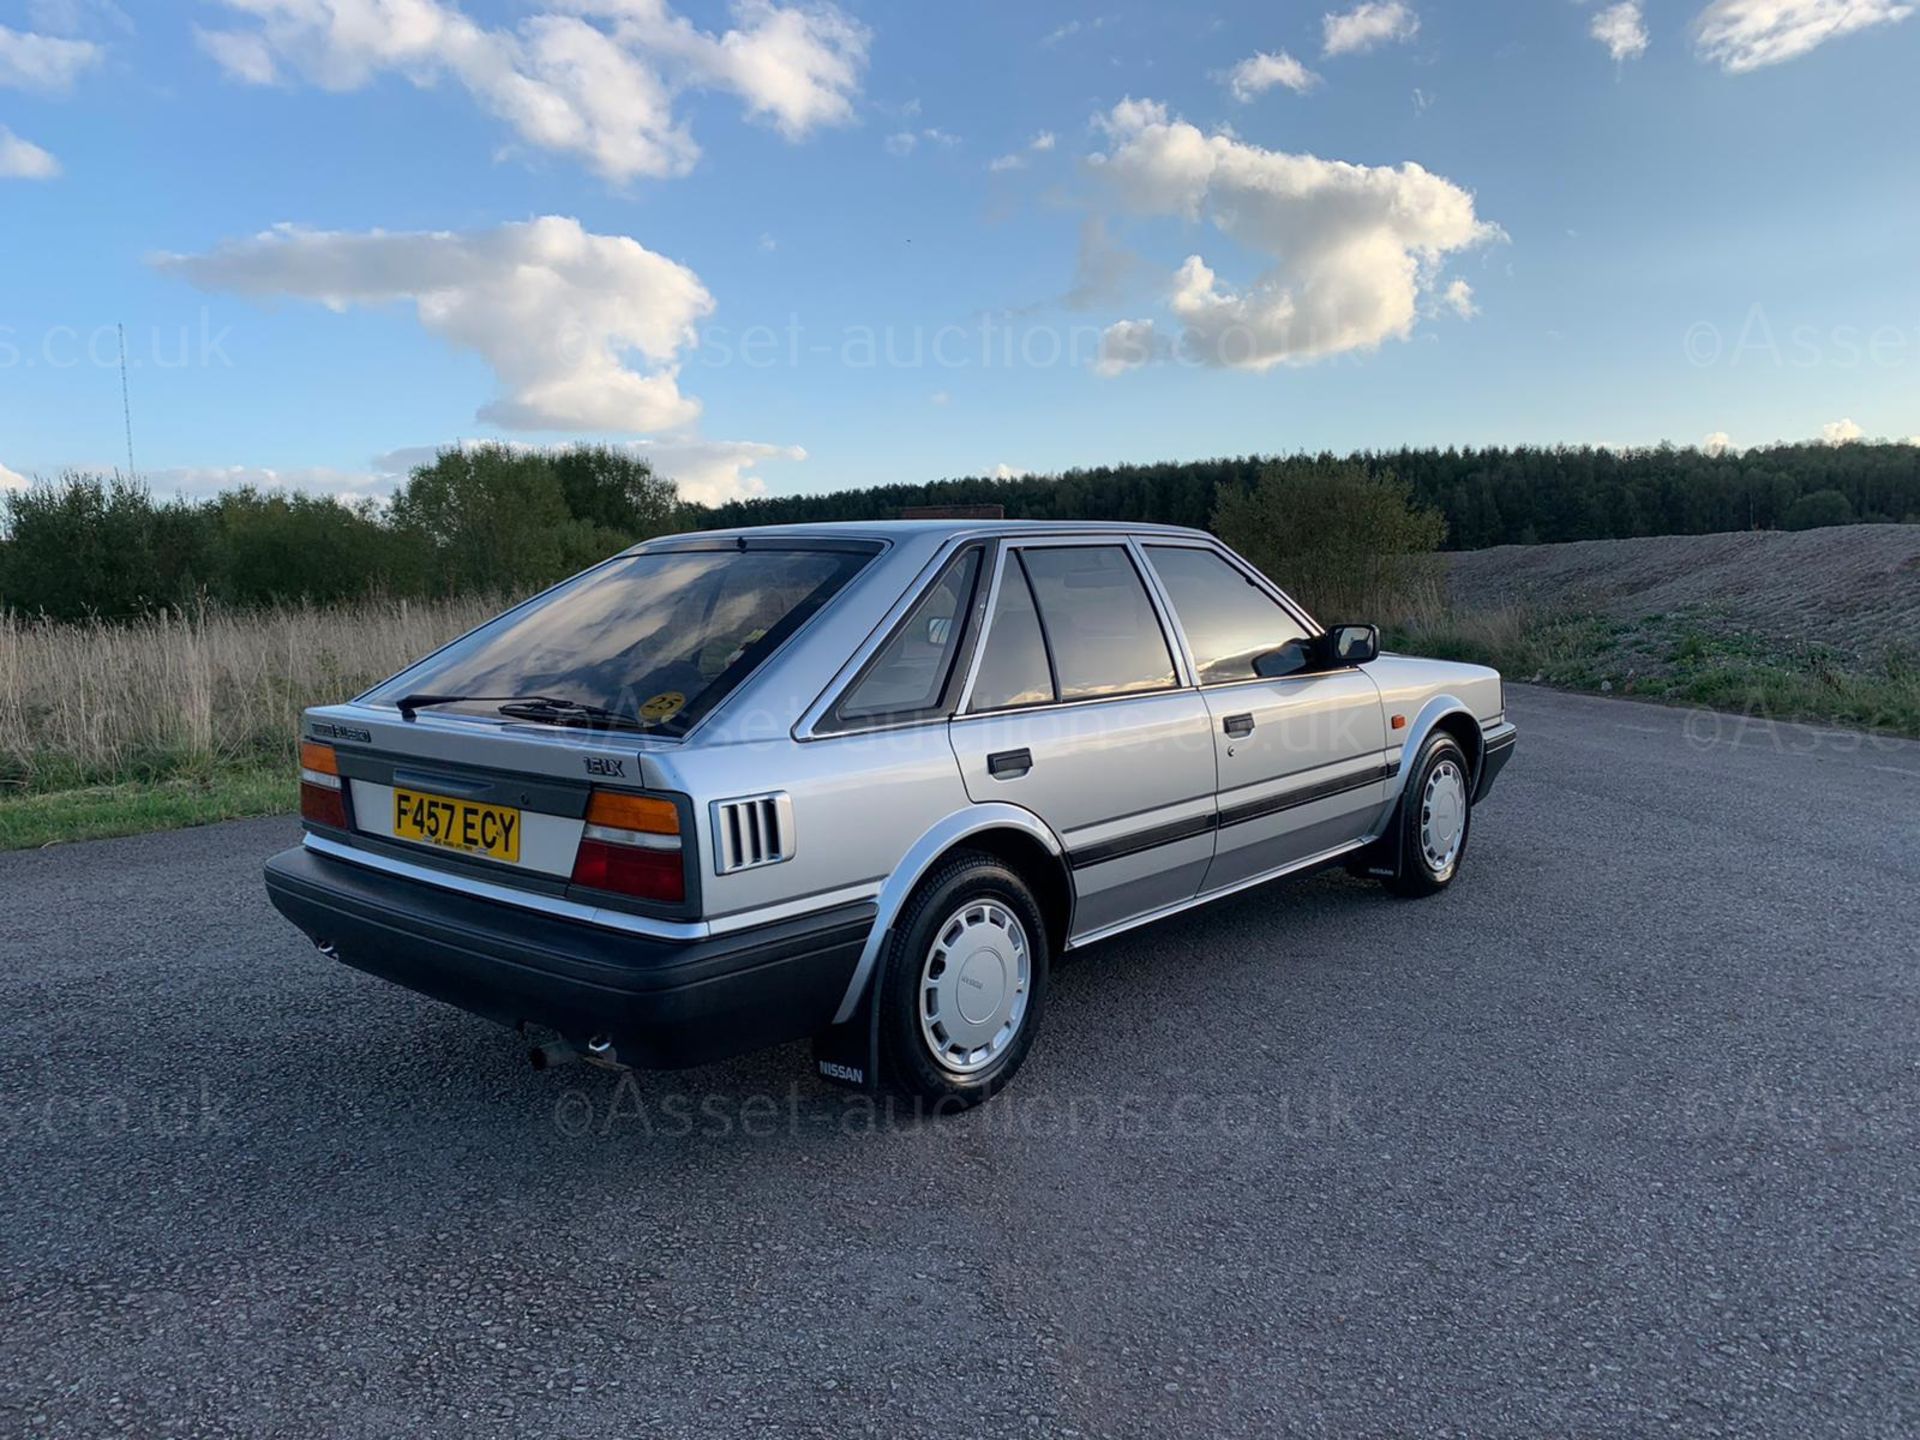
810 968 882 1091
1346 819 1403 882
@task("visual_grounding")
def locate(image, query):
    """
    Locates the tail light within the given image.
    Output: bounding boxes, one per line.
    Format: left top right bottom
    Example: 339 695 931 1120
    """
299 740 349 830
571 792 685 903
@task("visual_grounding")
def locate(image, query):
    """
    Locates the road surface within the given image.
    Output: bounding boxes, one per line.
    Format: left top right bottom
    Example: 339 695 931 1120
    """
2 687 1915 1437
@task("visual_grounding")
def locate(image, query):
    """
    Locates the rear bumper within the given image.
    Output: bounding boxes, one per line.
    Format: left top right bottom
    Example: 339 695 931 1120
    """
1475 723 1517 802
264 845 870 1069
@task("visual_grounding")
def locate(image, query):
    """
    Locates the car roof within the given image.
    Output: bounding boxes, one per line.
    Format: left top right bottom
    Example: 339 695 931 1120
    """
631 518 1214 549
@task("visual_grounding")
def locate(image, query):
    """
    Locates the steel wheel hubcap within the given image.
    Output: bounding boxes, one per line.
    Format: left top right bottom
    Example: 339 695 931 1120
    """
1420 759 1467 873
918 899 1030 1074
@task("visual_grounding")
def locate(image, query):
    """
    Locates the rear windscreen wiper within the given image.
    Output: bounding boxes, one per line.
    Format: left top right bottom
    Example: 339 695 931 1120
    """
392 691 574 721
495 698 650 731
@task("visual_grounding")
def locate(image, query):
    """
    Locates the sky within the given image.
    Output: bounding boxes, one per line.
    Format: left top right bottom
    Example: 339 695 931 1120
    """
2 0 1918 505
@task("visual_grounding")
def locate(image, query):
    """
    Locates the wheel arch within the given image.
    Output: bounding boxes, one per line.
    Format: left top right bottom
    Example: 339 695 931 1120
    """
1387 695 1484 807
830 804 1069 1024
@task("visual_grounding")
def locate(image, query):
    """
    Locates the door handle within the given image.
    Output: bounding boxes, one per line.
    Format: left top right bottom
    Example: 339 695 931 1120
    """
987 748 1033 780
1222 713 1255 739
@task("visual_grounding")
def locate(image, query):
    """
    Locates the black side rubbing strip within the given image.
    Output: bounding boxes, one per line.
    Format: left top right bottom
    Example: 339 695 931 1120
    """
1067 811 1219 870
1214 765 1392 831
1064 765 1395 870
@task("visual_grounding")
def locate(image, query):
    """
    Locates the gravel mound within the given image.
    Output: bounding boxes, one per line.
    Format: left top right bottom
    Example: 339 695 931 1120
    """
1447 525 1920 655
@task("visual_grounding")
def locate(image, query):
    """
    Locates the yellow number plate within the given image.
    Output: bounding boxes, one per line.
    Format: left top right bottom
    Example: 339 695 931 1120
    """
392 787 522 863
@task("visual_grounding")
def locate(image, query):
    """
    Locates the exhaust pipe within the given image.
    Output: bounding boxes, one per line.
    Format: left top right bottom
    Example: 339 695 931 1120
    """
584 1034 626 1072
529 1037 578 1070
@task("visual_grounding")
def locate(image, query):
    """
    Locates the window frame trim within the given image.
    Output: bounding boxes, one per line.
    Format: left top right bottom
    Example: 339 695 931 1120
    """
795 537 998 741
812 542 990 735
956 535 1195 717
1137 537 1328 691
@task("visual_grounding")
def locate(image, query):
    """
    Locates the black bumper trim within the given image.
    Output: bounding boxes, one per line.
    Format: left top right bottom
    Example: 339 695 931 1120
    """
264 846 870 1070
1475 730 1516 802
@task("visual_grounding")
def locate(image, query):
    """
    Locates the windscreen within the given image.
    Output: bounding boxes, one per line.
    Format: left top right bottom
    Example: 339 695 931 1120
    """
364 545 872 734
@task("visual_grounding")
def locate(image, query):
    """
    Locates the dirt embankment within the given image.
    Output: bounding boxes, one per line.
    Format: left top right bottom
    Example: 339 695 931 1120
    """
1446 525 1920 659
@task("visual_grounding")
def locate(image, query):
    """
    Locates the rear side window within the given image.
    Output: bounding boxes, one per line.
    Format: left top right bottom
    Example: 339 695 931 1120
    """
1018 546 1178 702
967 556 1055 712
835 547 983 724
1144 545 1309 684
364 545 872 734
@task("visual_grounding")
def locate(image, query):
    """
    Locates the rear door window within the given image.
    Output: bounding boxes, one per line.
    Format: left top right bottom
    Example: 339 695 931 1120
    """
364 545 872 734
967 555 1055 712
1018 545 1178 702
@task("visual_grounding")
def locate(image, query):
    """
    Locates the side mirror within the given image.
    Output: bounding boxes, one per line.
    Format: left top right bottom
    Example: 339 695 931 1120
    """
1326 623 1379 666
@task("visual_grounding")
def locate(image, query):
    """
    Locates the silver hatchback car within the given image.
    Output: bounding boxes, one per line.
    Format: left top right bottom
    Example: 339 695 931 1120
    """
266 521 1515 1106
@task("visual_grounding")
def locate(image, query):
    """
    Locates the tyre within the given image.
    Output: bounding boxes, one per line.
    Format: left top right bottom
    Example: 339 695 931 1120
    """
877 850 1049 1109
1383 732 1473 898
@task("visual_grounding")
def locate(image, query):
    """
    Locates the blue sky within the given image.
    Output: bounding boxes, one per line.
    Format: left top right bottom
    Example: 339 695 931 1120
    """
2 0 1917 504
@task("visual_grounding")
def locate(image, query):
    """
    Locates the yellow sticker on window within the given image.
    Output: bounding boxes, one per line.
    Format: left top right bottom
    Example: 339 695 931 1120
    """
639 691 686 722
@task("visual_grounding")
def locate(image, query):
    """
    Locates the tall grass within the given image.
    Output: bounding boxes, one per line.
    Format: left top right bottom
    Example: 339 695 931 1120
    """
0 596 507 793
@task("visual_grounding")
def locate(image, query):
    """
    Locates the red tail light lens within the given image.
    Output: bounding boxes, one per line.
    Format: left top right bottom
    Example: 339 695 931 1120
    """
299 741 349 830
570 791 686 903
571 836 685 902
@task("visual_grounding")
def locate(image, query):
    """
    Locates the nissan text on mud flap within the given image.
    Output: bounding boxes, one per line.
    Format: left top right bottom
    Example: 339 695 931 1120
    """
265 521 1516 1108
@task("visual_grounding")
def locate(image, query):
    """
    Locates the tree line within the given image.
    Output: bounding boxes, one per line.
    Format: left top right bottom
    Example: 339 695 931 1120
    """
702 442 1920 548
3 440 1915 620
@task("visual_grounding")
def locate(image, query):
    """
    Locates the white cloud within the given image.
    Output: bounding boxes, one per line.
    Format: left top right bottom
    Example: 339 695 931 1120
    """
890 126 960 158
197 0 869 183
1703 430 1734 455
0 23 102 91
0 125 60 178
1694 0 1913 71
1440 278 1476 318
154 216 714 433
1224 50 1320 100
0 460 30 490
25 1 133 37
1228 49 1320 100
991 462 1030 480
629 437 798 503
1821 417 1863 445
1322 1 1419 56
988 129 1056 171
1042 16 1113 47
1094 318 1159 376
1087 99 1499 371
1591 2 1650 61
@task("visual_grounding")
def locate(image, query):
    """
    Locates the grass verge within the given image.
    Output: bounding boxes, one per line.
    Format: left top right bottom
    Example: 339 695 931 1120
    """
0 768 295 852
1388 607 1920 739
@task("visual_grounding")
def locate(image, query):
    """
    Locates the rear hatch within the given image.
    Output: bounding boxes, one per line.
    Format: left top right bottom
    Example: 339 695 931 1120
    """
296 538 878 920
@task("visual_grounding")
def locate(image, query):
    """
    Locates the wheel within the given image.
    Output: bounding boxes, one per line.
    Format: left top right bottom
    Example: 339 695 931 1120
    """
1383 732 1472 897
877 850 1050 1109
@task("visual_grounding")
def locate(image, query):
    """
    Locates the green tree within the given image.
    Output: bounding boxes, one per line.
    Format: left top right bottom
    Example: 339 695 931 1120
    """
0 473 213 619
1211 461 1447 619
1783 488 1855 531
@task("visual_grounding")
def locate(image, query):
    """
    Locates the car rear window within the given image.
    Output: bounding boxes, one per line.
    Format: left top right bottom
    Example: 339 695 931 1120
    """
364 545 873 734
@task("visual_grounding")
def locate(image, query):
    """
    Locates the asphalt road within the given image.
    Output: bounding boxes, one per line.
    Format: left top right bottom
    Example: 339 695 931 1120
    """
3 687 1916 1438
